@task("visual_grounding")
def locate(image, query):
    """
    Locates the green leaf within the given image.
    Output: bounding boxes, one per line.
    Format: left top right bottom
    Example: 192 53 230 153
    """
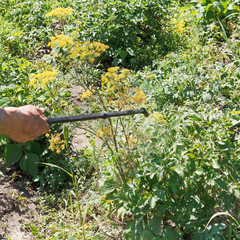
174 164 184 175
4 144 22 168
19 153 39 177
139 230 154 240
23 141 41 155
0 97 11 108
148 215 162 235
195 168 204 175
126 217 145 239
234 189 240 198
127 47 135 56
164 226 181 239
112 58 122 66
30 225 38 232
117 206 126 220
187 153 195 159
229 111 240 114
0 135 9 145
212 159 220 169
119 50 127 60
214 178 228 190
150 196 158 208
99 179 116 194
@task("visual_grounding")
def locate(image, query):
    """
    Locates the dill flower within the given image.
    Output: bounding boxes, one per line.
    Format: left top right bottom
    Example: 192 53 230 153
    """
145 74 156 79
107 67 119 73
48 133 65 153
127 136 137 144
101 68 130 91
150 112 167 124
69 41 109 62
83 41 90 45
29 70 58 89
175 19 185 34
132 88 146 104
121 69 130 74
48 34 74 49
101 76 108 90
88 58 95 63
151 112 164 119
96 127 112 138
46 8 75 18
81 89 95 100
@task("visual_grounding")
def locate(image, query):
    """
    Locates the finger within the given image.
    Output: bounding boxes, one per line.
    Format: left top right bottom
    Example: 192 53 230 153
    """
39 116 50 133
35 107 45 115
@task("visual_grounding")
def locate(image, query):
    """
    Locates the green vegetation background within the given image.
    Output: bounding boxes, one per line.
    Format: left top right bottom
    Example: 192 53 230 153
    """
0 0 240 239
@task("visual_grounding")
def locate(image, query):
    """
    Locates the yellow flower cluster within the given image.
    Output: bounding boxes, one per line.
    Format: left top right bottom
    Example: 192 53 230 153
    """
145 74 156 79
46 133 65 154
150 112 167 124
29 70 58 89
175 19 185 34
46 8 75 18
101 67 130 90
100 67 146 109
81 89 95 100
172 13 186 34
127 136 137 144
132 87 146 104
96 127 113 138
69 41 109 63
48 34 74 49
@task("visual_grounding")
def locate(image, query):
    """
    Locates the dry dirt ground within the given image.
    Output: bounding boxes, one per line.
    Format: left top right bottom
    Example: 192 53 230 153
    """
0 160 38 239
0 85 99 239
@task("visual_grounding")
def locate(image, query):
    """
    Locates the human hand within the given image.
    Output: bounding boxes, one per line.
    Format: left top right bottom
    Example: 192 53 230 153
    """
0 105 50 142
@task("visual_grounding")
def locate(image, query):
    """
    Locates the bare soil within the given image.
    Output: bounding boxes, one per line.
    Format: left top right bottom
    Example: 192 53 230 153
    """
0 159 37 239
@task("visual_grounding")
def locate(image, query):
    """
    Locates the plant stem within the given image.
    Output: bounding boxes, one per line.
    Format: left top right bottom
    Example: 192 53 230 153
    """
120 117 129 149
69 157 86 239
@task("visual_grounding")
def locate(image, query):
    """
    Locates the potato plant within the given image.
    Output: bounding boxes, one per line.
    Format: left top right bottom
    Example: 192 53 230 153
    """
0 0 240 239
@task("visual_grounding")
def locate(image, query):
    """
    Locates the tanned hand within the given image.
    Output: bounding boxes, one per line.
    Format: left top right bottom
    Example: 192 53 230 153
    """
0 105 50 143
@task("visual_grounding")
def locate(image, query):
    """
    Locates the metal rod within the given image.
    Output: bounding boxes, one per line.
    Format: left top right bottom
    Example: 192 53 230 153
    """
46 108 149 124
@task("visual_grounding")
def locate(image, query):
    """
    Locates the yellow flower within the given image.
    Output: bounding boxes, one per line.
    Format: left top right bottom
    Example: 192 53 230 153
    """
176 19 185 34
121 69 130 75
68 41 109 62
96 129 103 138
107 67 119 73
29 70 58 89
88 58 95 63
150 112 167 124
151 113 164 119
81 89 94 100
101 68 131 95
94 52 101 57
48 34 74 49
128 136 137 144
56 149 61 154
83 41 90 45
48 133 65 153
46 8 75 18
75 20 81 25
96 127 112 138
145 74 156 79
132 88 146 104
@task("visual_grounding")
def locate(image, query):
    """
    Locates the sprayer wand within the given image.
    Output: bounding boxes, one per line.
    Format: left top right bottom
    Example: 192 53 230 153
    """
46 108 149 124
